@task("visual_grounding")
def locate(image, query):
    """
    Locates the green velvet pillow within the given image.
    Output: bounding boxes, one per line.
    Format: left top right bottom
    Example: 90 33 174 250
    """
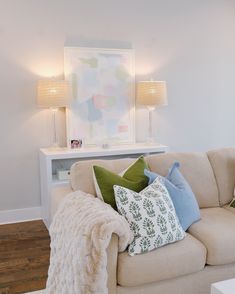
93 156 149 210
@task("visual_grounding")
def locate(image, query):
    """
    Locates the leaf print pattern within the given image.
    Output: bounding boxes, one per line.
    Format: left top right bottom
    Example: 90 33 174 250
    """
166 232 174 243
132 191 142 201
157 215 168 235
129 201 142 221
130 221 141 238
143 218 155 237
154 235 163 248
128 239 136 256
114 177 185 256
151 179 165 192
118 206 127 218
168 211 176 231
162 193 174 210
176 228 184 240
116 187 128 205
155 198 167 214
140 237 150 253
143 198 155 217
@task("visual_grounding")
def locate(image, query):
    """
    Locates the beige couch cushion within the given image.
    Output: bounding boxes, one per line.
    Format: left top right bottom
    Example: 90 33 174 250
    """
70 158 136 194
188 207 235 265
207 148 235 206
223 204 235 215
117 263 235 294
146 153 219 208
117 234 206 287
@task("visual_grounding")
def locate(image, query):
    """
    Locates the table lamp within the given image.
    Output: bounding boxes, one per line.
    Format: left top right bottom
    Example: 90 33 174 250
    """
137 80 168 143
37 79 70 147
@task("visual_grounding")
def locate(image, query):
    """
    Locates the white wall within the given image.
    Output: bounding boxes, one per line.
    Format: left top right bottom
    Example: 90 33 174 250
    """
0 0 235 211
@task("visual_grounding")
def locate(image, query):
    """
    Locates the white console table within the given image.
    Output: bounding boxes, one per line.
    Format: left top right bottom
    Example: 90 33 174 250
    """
39 143 168 228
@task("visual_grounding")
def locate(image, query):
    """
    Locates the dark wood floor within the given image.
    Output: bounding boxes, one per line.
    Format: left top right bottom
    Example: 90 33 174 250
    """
0 220 50 294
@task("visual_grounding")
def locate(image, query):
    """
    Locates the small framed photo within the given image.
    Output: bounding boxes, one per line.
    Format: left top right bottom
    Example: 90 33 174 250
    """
71 139 82 149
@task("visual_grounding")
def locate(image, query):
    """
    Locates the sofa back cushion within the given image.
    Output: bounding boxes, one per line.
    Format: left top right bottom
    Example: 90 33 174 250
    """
207 148 235 206
146 153 219 208
70 157 136 195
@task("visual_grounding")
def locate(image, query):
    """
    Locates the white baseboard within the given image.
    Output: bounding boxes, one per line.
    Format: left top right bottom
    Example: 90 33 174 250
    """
0 206 42 225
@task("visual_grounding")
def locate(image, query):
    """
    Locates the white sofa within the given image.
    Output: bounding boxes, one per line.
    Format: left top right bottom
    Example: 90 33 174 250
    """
51 148 235 294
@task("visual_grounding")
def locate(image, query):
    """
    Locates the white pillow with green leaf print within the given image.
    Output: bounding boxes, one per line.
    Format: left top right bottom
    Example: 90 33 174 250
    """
114 177 185 256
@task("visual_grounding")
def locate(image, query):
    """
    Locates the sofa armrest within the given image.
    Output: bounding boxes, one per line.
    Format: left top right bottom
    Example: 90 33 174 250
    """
51 185 73 218
107 234 118 294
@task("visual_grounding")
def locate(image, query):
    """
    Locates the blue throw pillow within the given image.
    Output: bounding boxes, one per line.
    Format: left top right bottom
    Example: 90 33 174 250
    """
144 162 200 231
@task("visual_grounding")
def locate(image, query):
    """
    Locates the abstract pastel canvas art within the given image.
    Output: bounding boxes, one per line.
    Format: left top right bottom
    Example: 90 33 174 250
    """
64 47 135 146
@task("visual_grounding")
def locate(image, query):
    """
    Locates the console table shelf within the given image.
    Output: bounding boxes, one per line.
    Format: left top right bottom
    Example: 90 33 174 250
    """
40 143 168 159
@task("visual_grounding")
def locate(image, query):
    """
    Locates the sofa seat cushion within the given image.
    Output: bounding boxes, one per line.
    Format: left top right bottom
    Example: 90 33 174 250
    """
223 205 235 215
117 234 206 287
188 208 235 265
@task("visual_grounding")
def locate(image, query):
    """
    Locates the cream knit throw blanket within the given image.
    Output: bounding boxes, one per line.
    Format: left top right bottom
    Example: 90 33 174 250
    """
46 191 132 294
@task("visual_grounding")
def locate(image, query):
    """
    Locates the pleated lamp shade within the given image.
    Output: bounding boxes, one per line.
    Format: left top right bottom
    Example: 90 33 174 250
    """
37 79 71 108
136 81 168 107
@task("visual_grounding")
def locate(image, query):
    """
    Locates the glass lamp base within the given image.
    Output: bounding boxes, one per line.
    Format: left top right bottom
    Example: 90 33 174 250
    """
146 106 156 144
